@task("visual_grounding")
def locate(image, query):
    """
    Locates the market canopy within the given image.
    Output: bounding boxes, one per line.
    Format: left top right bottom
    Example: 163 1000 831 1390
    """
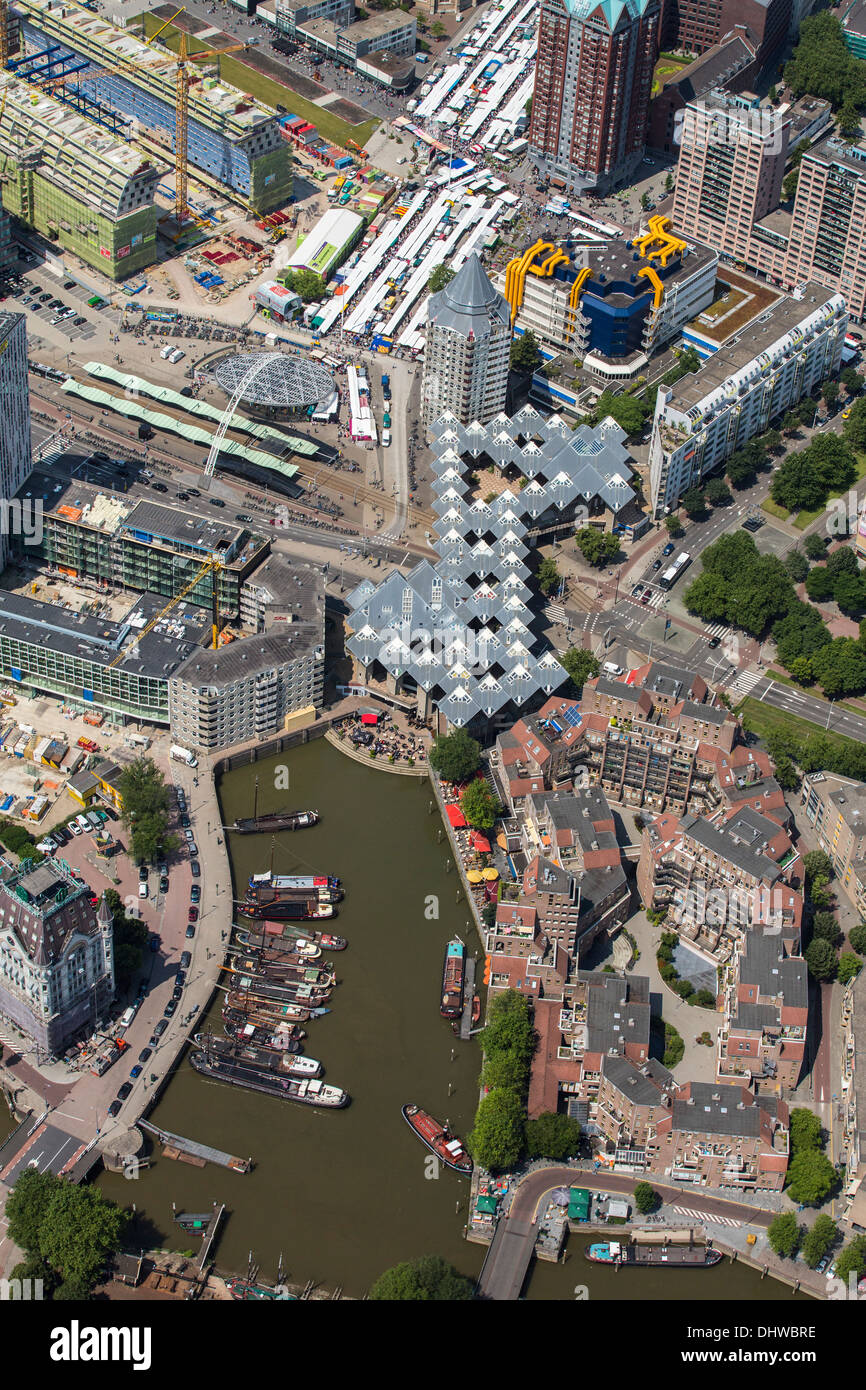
568 1188 591 1221
467 870 483 884
476 1195 498 1215
472 832 491 852
483 867 499 881
446 804 467 828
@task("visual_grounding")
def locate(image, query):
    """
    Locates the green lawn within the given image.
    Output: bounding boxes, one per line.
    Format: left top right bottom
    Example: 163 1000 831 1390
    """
761 498 790 521
139 14 379 150
736 695 862 752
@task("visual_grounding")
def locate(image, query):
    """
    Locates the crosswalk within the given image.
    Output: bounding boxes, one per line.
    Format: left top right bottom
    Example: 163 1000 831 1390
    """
727 670 765 698
673 1205 741 1228
546 603 567 624
704 623 730 639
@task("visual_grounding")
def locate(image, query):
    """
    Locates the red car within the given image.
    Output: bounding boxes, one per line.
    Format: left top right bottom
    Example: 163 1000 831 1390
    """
188 906 199 923
640 589 651 604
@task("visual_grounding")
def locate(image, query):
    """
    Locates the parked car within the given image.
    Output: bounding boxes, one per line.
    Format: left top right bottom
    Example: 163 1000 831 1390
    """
163 999 178 1018
68 819 83 835
184 828 194 842
138 1046 152 1063
116 1081 133 1102
40 836 57 853
190 885 201 903
73 316 86 326
172 983 184 1001
180 951 192 969
139 863 148 881
185 924 196 939
138 881 148 899
159 875 169 894
190 860 201 878
188 906 199 923
180 813 191 828
107 1100 122 1118
153 1019 168 1039
130 1064 143 1080
152 482 168 493
53 826 70 845
187 843 199 858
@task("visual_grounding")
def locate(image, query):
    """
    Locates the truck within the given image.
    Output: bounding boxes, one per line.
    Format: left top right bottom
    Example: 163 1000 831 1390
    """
381 373 391 400
170 745 199 768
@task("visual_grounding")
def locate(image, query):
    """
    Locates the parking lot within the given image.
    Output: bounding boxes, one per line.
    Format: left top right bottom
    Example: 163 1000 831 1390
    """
5 272 101 345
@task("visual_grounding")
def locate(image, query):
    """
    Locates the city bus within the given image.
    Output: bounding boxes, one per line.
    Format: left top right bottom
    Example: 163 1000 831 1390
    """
658 551 692 590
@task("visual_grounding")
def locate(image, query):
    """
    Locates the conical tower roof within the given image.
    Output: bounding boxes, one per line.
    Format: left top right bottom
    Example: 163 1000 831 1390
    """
428 253 510 338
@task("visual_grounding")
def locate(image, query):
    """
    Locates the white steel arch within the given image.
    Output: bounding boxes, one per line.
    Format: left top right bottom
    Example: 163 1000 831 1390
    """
204 353 283 478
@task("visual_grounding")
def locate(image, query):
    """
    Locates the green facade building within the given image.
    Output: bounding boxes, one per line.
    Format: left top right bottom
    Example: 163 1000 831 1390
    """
0 73 163 280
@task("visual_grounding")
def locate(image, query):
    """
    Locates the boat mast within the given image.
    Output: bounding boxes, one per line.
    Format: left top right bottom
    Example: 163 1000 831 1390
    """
253 775 259 822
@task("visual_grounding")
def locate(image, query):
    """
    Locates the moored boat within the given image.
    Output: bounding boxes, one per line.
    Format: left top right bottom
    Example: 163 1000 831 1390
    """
586 1241 723 1267
401 1103 472 1174
227 952 335 986
224 992 310 1023
196 1033 322 1078
237 898 336 922
231 810 319 835
226 1276 296 1301
221 1016 305 1051
440 938 466 1019
191 1049 348 1107
235 924 347 952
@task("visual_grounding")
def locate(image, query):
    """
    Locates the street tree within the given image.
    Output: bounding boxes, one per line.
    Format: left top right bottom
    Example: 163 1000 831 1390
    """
783 549 809 583
510 329 542 373
467 1087 526 1172
681 487 707 518
118 757 175 863
524 1112 582 1161
786 1148 839 1206
768 1212 801 1259
704 477 731 507
804 850 834 884
812 911 842 945
536 555 560 595
559 647 599 693
839 952 864 984
665 515 684 536
848 923 866 954
804 533 828 560
805 937 837 981
429 728 481 783
460 779 500 830
802 1214 838 1268
833 1235 866 1286
427 264 455 294
575 527 619 568
633 1182 658 1215
789 1107 823 1155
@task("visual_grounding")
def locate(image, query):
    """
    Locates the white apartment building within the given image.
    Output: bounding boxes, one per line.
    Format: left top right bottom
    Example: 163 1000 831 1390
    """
649 283 847 515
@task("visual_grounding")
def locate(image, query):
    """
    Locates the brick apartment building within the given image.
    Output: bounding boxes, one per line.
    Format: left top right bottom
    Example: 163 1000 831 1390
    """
529 0 661 194
717 929 808 1090
661 0 791 67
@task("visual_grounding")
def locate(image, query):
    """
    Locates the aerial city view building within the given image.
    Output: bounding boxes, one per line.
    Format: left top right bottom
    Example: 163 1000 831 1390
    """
0 0 863 1338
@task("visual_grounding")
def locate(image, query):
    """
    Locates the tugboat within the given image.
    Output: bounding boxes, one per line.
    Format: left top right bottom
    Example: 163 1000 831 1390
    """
221 1014 305 1052
401 1103 472 1173
440 938 466 1019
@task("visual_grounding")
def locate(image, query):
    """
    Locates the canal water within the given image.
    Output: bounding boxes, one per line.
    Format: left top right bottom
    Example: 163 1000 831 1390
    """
97 740 805 1301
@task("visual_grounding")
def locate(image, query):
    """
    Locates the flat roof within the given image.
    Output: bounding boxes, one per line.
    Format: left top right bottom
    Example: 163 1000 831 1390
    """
667 282 842 413
802 134 866 178
0 590 209 679
287 207 364 274
119 500 246 557
172 628 320 687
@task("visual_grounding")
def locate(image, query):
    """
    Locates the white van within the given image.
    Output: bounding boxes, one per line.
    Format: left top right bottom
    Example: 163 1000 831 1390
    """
118 1004 138 1029
73 813 91 833
602 661 623 677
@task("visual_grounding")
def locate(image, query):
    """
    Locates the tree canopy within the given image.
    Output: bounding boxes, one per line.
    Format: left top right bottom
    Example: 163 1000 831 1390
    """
558 646 599 693
767 1212 801 1259
427 264 455 294
6 1169 127 1295
575 527 619 568
368 1255 473 1300
593 388 648 437
536 555 561 595
280 269 326 303
785 12 866 111
429 728 481 783
785 1148 839 1206
633 1181 658 1215
460 778 500 830
117 757 175 863
510 329 542 373
467 1087 527 1173
805 937 837 981
771 434 857 515
524 1112 582 1161
802 1214 837 1269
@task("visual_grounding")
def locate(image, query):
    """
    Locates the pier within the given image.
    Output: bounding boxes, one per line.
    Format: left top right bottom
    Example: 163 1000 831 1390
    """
173 1202 227 1273
141 1121 252 1173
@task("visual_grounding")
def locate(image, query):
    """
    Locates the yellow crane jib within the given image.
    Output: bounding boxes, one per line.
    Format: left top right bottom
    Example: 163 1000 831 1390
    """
637 264 664 310
564 265 592 330
106 555 222 670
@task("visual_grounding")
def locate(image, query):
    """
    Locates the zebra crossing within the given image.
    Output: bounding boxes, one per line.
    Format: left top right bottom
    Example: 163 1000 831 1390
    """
704 623 730 639
727 670 765 698
546 603 567 625
673 1206 741 1227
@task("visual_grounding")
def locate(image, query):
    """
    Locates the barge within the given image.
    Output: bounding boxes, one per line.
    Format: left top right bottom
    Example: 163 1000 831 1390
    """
191 1048 347 1107
401 1103 472 1174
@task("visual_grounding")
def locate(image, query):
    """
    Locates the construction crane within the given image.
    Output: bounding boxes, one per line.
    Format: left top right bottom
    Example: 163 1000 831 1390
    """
106 554 223 671
3 1 246 226
172 32 247 225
